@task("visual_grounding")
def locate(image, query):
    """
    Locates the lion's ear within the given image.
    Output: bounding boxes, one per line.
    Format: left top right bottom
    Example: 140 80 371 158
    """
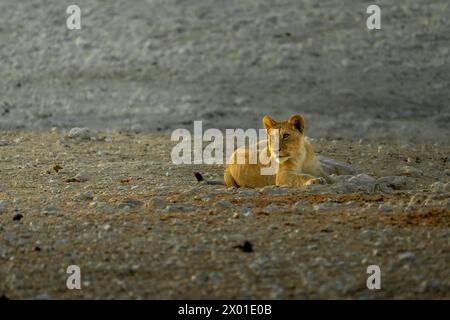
263 115 276 129
288 114 305 133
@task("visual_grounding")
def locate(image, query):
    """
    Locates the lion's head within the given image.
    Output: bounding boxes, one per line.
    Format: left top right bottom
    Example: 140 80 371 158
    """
263 114 306 163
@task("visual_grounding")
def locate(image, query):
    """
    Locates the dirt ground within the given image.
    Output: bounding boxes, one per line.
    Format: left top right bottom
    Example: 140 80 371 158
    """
0 131 448 299
0 0 449 300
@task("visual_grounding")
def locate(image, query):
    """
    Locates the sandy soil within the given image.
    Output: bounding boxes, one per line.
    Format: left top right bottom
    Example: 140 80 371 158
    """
0 0 448 301
0 131 448 299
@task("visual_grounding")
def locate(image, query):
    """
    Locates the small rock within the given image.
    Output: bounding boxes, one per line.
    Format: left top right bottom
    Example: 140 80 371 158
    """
349 173 375 184
200 194 213 202
151 197 167 209
13 213 23 221
260 185 290 195
430 182 449 193
318 156 357 175
321 225 334 233
398 252 415 262
376 176 412 192
74 191 94 202
0 200 6 214
237 188 258 196
216 200 232 208
234 241 253 253
41 207 59 215
398 165 423 177
118 198 144 209
378 203 393 212
4 232 16 242
66 127 94 140
96 202 113 214
74 172 89 182
262 203 280 214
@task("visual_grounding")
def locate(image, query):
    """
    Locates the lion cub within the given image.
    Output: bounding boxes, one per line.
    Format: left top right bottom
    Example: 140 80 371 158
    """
224 114 329 188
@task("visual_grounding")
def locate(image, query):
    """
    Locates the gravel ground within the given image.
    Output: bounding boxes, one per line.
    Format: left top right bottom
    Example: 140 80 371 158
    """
0 0 449 300
0 131 448 299
0 0 449 142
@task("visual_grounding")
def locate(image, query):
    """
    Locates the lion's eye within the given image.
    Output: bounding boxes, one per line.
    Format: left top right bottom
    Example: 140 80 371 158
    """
283 133 290 139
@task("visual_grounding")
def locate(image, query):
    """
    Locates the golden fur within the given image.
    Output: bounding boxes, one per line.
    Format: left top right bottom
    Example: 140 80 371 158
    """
224 114 330 188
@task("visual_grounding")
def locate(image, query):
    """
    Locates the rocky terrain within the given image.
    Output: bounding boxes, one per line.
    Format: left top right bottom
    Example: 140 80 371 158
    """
0 130 448 299
0 0 448 300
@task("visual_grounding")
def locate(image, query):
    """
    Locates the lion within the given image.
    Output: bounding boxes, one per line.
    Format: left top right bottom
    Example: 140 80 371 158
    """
223 114 330 188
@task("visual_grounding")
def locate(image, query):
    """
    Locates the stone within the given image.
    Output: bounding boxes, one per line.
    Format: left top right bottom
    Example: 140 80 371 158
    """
118 198 144 209
66 127 94 140
74 191 94 202
398 165 423 177
41 207 59 215
260 185 290 195
74 171 89 182
216 200 232 208
318 156 357 175
398 252 415 262
376 176 412 192
378 203 393 212
0 200 6 214
151 197 167 209
430 182 449 193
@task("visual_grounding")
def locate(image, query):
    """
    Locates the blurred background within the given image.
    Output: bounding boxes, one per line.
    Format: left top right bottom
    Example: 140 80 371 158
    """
0 0 448 142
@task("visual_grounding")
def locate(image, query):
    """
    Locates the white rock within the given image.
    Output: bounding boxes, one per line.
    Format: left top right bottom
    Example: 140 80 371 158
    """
398 252 415 262
67 127 94 140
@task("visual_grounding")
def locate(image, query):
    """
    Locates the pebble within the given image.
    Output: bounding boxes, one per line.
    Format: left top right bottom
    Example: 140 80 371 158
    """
376 176 412 192
66 127 94 140
118 198 144 209
378 203 393 212
318 156 356 175
74 191 94 202
263 203 280 214
13 213 23 221
398 165 423 177
0 200 5 214
429 181 449 193
398 252 415 262
237 188 258 196
74 171 89 182
41 207 59 215
216 200 232 208
321 225 334 233
96 202 114 214
151 197 168 209
260 185 290 195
